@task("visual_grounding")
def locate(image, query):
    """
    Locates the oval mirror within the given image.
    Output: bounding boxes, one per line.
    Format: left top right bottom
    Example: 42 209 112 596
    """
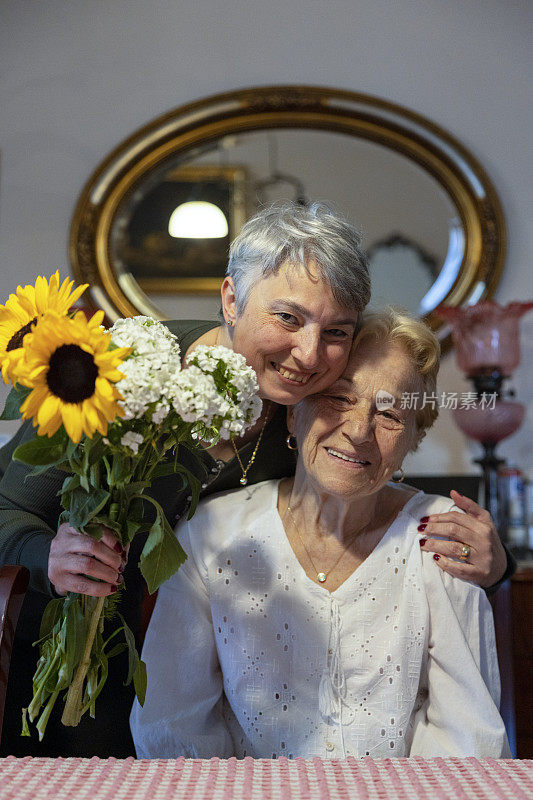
69 86 506 338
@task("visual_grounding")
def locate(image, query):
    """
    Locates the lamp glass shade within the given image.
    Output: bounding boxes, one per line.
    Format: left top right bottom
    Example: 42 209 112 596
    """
168 201 229 239
437 301 533 376
453 401 525 445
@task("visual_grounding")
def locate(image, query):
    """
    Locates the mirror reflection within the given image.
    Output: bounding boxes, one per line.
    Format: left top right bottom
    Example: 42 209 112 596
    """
110 129 459 319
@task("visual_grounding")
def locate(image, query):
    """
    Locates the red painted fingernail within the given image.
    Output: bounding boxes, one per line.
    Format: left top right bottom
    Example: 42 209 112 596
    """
417 524 427 532
420 516 429 523
111 584 118 592
433 554 440 562
118 563 125 573
113 542 122 553
419 538 427 547
117 574 124 584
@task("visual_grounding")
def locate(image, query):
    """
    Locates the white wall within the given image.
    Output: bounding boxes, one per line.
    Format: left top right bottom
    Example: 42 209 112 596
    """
1 0 532 475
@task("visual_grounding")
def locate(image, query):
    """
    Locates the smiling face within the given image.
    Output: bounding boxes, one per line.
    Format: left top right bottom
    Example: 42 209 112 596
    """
221 261 360 404
288 338 421 501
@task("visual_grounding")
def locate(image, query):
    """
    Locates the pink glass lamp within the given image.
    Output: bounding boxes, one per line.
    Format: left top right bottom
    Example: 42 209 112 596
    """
437 301 533 521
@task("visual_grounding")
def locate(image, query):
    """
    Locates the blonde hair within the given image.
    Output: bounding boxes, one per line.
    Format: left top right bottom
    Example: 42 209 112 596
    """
353 306 441 449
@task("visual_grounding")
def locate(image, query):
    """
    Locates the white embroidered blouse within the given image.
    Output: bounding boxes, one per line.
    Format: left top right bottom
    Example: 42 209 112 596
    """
130 480 509 760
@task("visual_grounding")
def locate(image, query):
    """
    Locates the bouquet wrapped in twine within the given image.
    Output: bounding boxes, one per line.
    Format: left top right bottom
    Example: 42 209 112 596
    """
0 273 261 740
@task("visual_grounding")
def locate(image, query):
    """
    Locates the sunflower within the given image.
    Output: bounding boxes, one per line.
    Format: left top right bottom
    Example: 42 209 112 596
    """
0 271 88 384
18 310 131 443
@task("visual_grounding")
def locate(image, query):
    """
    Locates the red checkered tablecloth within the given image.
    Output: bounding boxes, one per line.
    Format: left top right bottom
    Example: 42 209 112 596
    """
1 756 532 799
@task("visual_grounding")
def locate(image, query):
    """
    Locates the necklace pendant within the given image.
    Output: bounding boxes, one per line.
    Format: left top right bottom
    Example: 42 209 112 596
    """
240 476 248 486
317 572 327 583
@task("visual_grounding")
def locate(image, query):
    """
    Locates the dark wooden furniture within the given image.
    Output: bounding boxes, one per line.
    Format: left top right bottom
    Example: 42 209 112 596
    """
405 474 481 502
0 565 29 746
508 565 533 758
490 565 533 758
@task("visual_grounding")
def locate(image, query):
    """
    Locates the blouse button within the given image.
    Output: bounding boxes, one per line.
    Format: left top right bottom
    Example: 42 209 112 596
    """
325 741 335 752
328 649 333 655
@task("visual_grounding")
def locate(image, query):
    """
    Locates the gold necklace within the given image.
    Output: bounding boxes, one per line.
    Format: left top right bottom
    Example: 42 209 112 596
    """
231 402 270 486
285 502 361 584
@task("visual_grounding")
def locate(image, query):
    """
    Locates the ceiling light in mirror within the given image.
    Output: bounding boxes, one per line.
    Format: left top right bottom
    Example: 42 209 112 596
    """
168 201 229 239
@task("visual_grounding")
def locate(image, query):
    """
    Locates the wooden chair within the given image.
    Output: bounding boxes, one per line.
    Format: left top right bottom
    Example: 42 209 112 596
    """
0 565 29 746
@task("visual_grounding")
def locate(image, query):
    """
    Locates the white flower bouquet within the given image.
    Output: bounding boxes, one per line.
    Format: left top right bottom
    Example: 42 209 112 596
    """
0 276 260 740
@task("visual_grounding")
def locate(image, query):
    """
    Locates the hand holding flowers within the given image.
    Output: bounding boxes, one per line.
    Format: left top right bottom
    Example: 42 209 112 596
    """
48 522 127 597
0 274 261 740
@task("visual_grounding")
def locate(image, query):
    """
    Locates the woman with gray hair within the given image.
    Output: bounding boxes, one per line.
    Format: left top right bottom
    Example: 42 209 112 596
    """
0 201 372 757
131 308 510 759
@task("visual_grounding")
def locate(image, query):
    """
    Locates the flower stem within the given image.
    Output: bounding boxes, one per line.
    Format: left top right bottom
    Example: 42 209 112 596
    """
61 595 105 727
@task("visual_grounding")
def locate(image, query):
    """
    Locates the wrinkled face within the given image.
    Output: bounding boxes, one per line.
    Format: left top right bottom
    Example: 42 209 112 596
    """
288 338 421 500
224 261 359 404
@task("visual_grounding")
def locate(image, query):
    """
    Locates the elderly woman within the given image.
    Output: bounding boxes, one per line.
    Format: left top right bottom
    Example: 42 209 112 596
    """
131 308 509 759
0 205 510 757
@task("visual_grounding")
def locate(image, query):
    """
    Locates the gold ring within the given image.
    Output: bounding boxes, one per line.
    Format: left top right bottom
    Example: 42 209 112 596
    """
459 544 471 562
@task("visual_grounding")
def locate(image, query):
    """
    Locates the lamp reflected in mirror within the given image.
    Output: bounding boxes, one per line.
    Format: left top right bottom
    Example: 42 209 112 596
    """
168 201 229 239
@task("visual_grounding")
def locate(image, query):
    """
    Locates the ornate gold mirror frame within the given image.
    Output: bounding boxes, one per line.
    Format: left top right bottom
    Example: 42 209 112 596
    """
69 85 506 334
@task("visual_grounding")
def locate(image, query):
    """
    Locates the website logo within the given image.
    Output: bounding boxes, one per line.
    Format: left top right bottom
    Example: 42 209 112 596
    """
376 390 395 411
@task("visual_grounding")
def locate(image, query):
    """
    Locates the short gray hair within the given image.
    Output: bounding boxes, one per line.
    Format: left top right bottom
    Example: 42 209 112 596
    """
226 202 371 314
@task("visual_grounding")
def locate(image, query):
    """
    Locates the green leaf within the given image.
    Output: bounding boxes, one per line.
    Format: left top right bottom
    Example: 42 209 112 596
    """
125 519 142 540
83 522 106 540
89 462 100 489
38 599 63 642
128 496 145 522
134 659 147 707
121 480 150 495
68 487 110 531
172 465 202 520
106 642 128 660
150 462 181 480
35 691 60 741
59 600 87 681
87 515 121 537
211 360 230 396
66 438 79 460
26 463 59 478
102 456 112 486
60 473 81 499
13 428 68 466
80 647 109 716
116 614 146 706
111 454 133 487
0 384 31 420
139 503 187 594
117 613 141 687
